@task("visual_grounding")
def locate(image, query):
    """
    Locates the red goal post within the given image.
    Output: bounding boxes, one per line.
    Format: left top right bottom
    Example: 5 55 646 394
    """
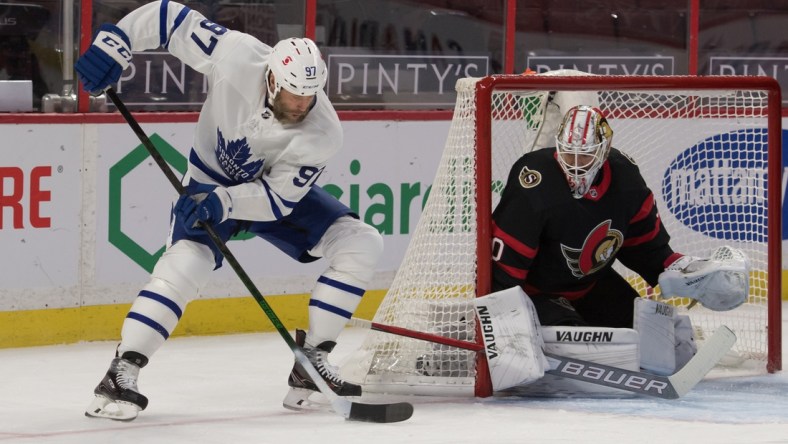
343 73 782 398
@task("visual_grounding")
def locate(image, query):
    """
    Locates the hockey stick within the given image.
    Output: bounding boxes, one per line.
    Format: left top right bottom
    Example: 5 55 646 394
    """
544 325 736 399
348 317 736 399
349 317 484 351
105 88 413 423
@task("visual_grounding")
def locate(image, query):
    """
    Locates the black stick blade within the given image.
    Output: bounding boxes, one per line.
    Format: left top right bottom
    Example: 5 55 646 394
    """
348 402 414 423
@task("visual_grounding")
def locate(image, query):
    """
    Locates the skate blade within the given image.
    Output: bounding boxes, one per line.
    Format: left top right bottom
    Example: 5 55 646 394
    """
85 394 141 421
282 387 335 412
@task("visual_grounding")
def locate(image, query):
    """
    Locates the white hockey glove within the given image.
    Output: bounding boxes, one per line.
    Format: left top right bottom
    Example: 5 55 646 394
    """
657 246 750 311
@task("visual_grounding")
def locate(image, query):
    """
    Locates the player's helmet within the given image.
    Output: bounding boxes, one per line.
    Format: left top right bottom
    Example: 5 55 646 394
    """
266 38 327 99
554 105 613 199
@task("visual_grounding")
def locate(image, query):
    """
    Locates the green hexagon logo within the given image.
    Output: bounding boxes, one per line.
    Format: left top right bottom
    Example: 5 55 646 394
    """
108 134 187 273
108 134 254 272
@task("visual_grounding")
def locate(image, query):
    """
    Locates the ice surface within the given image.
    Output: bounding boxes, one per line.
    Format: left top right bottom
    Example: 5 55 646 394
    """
1 304 786 443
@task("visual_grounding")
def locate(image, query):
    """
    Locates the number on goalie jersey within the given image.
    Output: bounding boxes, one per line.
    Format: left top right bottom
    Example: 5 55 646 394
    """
491 105 683 328
77 0 382 421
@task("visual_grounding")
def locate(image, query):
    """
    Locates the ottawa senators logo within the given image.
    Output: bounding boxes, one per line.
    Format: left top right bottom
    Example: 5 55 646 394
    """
560 220 623 278
518 166 541 188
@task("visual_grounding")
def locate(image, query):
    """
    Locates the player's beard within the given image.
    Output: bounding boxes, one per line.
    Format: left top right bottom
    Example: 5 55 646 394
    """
271 94 309 124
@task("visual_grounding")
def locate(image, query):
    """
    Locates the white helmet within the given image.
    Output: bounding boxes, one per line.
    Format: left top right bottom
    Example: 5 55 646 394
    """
266 37 327 99
555 105 613 199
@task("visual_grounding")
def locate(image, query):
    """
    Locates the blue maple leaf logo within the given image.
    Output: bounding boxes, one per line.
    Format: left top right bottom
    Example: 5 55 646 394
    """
215 128 264 183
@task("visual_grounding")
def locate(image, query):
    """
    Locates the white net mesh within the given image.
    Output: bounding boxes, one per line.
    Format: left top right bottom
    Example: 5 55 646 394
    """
342 73 778 396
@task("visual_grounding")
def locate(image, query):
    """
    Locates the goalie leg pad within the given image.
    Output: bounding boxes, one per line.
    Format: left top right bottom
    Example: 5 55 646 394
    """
674 314 697 371
633 298 697 375
634 298 676 375
509 325 639 397
473 287 548 391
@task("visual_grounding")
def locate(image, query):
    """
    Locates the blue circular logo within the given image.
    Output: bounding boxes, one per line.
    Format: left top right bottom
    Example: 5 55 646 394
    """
661 128 768 243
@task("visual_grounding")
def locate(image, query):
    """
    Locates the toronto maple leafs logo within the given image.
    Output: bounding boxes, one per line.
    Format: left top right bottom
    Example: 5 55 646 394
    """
215 128 264 183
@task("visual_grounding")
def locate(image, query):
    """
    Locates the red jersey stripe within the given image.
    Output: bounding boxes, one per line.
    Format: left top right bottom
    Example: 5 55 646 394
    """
663 252 685 268
630 193 655 224
494 261 528 280
623 215 662 247
492 221 538 259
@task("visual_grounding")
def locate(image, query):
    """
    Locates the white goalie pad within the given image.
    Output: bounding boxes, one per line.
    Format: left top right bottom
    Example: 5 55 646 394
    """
633 298 696 375
634 298 676 375
658 246 750 311
673 314 697 371
506 326 640 397
473 287 548 391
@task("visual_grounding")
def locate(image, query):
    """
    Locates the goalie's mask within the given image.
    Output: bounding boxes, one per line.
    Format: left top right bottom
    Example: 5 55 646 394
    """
266 37 327 102
555 105 613 199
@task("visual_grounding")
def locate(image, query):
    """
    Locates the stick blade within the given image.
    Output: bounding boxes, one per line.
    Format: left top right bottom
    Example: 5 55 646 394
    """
348 401 414 423
668 325 737 397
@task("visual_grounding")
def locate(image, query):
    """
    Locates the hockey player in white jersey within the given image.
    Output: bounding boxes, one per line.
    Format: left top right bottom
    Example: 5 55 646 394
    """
75 0 383 421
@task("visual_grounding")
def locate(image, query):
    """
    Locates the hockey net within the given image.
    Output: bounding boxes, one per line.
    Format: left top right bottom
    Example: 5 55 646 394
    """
342 72 783 397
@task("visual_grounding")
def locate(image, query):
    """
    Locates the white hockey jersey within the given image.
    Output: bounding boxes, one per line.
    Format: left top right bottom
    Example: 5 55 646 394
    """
116 0 342 222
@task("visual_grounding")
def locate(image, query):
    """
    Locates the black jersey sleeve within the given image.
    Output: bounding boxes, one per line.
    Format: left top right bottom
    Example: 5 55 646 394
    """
616 179 676 286
491 157 546 292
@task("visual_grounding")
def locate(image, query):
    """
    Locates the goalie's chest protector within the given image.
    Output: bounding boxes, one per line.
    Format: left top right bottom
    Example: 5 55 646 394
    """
495 148 652 289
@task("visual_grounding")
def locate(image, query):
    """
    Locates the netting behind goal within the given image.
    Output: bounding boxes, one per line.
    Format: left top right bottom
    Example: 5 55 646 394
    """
341 73 782 397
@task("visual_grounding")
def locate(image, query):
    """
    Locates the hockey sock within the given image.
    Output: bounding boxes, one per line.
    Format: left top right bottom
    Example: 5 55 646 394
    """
307 276 366 346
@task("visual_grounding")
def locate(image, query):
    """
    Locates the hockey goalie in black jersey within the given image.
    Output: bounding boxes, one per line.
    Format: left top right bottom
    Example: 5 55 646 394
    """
492 104 678 328
492 105 749 374
490 105 750 376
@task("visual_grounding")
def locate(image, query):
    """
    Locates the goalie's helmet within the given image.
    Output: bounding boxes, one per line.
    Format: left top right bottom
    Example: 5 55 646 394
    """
555 105 613 199
266 37 327 99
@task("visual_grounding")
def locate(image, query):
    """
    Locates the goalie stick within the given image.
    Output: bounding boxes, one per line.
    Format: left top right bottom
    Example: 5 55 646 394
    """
348 317 736 399
105 89 413 424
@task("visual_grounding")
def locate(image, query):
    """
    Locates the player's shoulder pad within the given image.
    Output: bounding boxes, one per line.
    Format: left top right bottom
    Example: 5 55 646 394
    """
610 147 638 167
608 148 650 189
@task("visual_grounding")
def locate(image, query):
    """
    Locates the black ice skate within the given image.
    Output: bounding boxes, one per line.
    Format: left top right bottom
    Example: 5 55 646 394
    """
85 351 149 421
283 329 362 411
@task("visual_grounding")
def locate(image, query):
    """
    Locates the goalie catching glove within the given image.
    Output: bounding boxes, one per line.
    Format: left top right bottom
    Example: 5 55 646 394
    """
658 246 750 311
